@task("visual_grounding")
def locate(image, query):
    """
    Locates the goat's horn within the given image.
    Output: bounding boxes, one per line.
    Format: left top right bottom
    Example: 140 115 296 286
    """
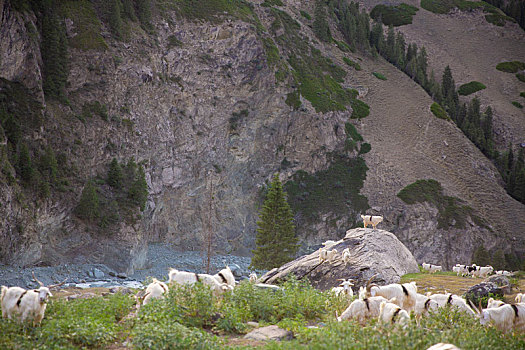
365 274 378 292
32 272 44 287
48 279 67 290
468 299 480 315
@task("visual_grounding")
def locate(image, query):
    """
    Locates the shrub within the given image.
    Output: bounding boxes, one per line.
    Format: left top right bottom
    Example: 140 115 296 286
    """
458 81 486 96
345 122 363 142
300 10 311 20
512 101 523 109
286 91 301 110
75 180 99 220
496 61 525 73
359 142 371 155
343 57 361 70
350 99 370 119
167 34 183 48
372 72 387 80
520 92 525 98
370 3 419 27
261 0 283 7
517 73 525 82
430 102 450 120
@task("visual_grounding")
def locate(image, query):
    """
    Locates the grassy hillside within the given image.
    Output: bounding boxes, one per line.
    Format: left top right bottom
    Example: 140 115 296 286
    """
1 274 524 349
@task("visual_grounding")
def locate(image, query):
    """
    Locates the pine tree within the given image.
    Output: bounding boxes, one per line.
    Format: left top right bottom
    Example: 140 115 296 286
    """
39 145 58 183
385 25 395 63
75 180 100 220
472 245 490 266
17 142 34 184
109 0 123 39
129 164 148 211
107 157 123 189
135 0 152 30
122 0 137 21
492 249 506 270
313 0 331 42
250 174 298 270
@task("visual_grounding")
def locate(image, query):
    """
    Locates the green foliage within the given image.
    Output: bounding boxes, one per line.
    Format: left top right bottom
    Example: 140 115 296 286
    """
421 0 514 26
492 248 506 270
167 35 183 48
300 10 312 20
107 157 123 189
485 0 525 30
343 57 361 70
16 142 34 184
430 102 450 120
170 0 256 24
60 0 108 51
262 37 280 67
398 179 485 230
285 155 369 223
520 92 525 98
285 91 301 110
261 0 283 7
345 122 363 142
251 174 298 269
512 101 523 109
496 61 525 73
108 0 124 39
229 109 248 133
75 180 100 220
372 72 387 80
517 73 525 82
350 98 370 119
128 164 148 211
313 0 332 42
458 81 487 96
359 142 371 155
370 3 419 27
135 0 153 29
82 101 108 120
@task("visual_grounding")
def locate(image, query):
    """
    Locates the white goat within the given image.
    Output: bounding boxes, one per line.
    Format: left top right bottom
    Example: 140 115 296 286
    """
495 270 512 276
414 293 439 318
326 249 338 264
378 299 410 326
331 279 354 298
422 263 442 273
466 264 479 277
341 248 351 265
426 344 461 350
322 240 337 248
474 266 493 278
249 272 258 283
142 278 169 305
337 296 388 324
428 293 475 315
479 303 525 333
361 214 383 229
515 293 524 303
369 281 418 313
213 266 236 288
487 297 505 309
318 248 328 263
0 273 64 326
168 268 231 296
452 264 467 277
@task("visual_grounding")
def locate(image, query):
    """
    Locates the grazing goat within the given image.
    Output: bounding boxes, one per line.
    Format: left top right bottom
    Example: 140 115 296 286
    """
487 297 505 309
426 344 461 350
337 296 388 324
213 266 236 288
428 293 475 315
341 248 351 265
478 303 525 333
414 293 439 317
332 279 354 298
326 249 338 264
361 214 383 229
473 266 493 278
142 278 169 305
168 268 231 296
249 272 258 283
515 293 524 303
378 299 410 326
369 281 418 313
1 272 64 326
452 264 467 276
422 263 442 273
495 270 512 276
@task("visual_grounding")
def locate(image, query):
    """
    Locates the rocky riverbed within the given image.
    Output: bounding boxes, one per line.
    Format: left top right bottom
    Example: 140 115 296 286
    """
0 243 258 289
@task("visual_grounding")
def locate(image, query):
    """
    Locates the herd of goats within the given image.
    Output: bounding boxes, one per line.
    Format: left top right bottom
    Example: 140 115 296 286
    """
1 259 524 346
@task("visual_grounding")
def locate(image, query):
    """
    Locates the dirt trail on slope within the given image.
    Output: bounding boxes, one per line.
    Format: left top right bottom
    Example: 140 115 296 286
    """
350 55 525 248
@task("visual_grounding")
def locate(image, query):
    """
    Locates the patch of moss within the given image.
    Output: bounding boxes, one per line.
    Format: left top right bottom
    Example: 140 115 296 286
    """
397 179 486 230
372 72 387 80
285 91 301 110
517 73 525 82
512 101 523 109
171 0 255 24
60 0 107 51
261 0 283 7
430 102 450 120
458 81 486 95
285 154 369 223
370 3 419 27
496 61 525 73
350 99 370 119
300 10 312 20
343 57 361 70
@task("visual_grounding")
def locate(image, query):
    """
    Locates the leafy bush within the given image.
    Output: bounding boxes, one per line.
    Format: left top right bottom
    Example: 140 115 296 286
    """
345 122 363 142
261 0 283 7
512 101 523 109
300 10 311 20
370 3 419 26
359 142 371 155
517 73 525 82
520 91 525 98
372 72 387 80
350 99 370 119
285 91 301 110
343 57 361 70
458 81 486 95
430 102 450 120
496 61 525 73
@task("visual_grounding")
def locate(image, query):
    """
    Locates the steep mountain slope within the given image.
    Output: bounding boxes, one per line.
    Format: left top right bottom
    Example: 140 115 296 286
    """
0 0 523 273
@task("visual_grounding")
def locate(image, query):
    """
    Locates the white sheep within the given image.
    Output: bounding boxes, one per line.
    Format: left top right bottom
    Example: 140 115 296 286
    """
414 293 439 318
249 272 258 283
427 293 475 315
479 303 525 333
142 278 169 305
331 279 354 298
378 299 410 326
326 249 338 264
213 266 236 288
0 273 64 326
369 281 418 313
337 296 388 324
515 293 524 303
341 248 351 265
361 214 383 229
486 297 505 308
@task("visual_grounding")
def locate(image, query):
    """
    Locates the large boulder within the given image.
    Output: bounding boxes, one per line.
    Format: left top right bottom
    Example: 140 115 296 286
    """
260 228 419 290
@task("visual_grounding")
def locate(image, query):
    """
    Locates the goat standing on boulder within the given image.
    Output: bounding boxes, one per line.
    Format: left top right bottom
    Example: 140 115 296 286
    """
361 215 383 229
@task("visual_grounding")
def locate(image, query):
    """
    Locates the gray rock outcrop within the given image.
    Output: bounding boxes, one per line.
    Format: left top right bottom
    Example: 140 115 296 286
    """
260 228 419 290
243 325 293 342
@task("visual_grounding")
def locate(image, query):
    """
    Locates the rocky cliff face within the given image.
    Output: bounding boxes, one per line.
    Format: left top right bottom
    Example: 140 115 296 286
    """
0 0 523 273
